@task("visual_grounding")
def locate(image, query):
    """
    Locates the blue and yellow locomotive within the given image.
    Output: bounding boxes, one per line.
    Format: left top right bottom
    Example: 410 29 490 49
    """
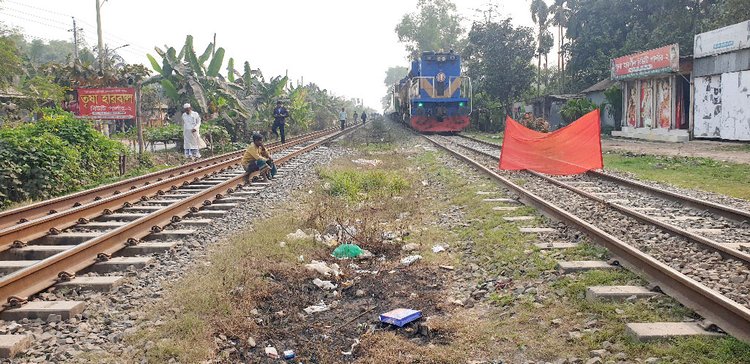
392 51 472 132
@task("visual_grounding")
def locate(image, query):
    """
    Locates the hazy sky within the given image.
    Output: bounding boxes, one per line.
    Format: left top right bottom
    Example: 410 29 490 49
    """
0 0 542 110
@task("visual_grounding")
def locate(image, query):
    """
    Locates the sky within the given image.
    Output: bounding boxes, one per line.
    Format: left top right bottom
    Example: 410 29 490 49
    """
0 0 544 110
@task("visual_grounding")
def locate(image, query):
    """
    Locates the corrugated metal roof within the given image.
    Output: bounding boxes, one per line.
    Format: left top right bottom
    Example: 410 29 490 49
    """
581 79 616 94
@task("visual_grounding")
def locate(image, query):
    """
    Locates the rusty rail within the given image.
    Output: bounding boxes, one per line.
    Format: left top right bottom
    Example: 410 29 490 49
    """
0 125 360 307
425 135 750 344
0 128 337 229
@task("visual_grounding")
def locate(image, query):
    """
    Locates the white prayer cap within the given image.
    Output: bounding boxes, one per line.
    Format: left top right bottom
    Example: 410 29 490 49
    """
183 103 191 109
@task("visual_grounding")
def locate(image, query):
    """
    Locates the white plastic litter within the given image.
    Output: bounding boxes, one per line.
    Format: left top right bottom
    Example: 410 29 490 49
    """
400 255 422 266
432 244 446 253
313 278 337 290
303 301 330 314
286 229 310 241
352 159 381 167
305 260 341 277
315 233 338 247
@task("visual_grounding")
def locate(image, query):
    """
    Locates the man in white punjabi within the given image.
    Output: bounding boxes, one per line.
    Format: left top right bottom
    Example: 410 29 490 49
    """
182 103 203 159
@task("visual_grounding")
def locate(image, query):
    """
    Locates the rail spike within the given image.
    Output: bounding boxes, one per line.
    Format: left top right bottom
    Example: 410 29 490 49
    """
11 240 27 249
126 238 140 246
171 216 182 223
123 202 133 208
56 271 76 282
151 225 163 233
78 217 89 224
96 253 111 262
203 200 212 206
49 227 61 235
4 296 28 309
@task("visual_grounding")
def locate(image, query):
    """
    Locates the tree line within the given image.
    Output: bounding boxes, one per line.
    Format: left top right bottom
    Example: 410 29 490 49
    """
385 0 750 128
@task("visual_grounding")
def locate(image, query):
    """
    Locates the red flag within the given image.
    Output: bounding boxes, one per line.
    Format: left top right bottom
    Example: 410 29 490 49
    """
499 109 603 175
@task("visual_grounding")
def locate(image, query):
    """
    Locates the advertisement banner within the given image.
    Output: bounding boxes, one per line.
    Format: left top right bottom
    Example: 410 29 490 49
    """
694 20 750 58
77 87 136 120
611 44 679 80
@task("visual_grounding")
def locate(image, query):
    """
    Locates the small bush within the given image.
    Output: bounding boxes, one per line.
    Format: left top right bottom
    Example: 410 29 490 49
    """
319 169 409 202
0 108 126 207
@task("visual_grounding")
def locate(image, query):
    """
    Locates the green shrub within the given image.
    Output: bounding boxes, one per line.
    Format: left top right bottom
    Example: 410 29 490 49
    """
0 108 126 207
560 98 598 125
0 127 83 205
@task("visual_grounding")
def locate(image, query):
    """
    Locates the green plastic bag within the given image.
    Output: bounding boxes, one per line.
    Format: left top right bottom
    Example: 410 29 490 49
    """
332 244 364 259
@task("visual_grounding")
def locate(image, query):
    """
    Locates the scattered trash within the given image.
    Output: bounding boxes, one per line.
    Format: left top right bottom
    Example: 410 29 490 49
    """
439 265 455 270
286 229 310 241
401 243 420 252
332 244 364 259
352 159 381 167
283 350 296 360
247 336 256 348
265 346 279 359
305 260 341 277
313 278 337 290
421 180 429 186
382 231 398 240
432 244 446 253
379 308 422 327
341 339 361 356
297 255 305 262
278 241 286 248
304 301 330 314
315 233 338 247
400 255 422 266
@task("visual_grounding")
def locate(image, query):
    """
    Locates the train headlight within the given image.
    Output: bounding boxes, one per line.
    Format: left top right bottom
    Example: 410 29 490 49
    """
418 102 424 108
459 102 465 107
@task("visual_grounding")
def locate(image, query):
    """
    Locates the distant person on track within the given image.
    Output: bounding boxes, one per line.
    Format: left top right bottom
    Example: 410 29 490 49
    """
182 103 205 160
353 111 358 126
272 101 289 143
361 111 367 124
242 133 277 183
339 108 347 130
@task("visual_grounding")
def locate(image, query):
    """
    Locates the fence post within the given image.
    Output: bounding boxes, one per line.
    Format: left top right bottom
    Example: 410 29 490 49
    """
118 154 126 176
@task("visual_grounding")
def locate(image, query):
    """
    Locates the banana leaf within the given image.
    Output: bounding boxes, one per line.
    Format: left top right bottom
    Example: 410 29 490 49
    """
161 79 180 101
227 58 235 82
146 54 162 73
187 77 208 112
206 48 224 77
199 42 214 65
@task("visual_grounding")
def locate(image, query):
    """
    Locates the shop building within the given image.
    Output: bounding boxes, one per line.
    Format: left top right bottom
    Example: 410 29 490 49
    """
692 20 750 141
611 44 692 142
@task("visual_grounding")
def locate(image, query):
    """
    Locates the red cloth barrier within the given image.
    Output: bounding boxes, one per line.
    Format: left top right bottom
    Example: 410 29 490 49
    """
499 109 603 175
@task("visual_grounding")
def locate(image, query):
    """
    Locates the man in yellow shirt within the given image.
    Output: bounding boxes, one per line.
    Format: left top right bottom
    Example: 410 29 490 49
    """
241 133 277 183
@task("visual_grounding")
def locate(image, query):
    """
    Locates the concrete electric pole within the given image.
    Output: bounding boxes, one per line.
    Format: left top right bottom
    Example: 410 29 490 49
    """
96 0 106 71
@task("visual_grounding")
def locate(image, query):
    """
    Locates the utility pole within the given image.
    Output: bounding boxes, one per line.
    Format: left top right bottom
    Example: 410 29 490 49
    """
68 17 83 62
96 0 105 71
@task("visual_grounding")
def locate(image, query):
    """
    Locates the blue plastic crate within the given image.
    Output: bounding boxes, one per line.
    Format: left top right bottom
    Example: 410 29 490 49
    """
379 308 422 327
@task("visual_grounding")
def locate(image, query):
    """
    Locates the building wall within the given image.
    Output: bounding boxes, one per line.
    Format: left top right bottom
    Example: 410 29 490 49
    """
694 70 750 141
584 92 616 129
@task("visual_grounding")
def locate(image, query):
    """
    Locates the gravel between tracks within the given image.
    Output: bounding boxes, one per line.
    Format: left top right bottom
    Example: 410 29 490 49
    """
7 142 349 363
436 135 750 309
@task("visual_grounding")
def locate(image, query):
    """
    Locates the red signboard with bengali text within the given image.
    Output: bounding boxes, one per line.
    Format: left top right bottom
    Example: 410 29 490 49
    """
611 44 679 80
77 87 136 120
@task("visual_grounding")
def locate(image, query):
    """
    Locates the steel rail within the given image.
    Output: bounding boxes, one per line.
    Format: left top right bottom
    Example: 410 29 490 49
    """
445 137 750 265
0 128 337 229
0 130 334 250
0 125 360 307
424 135 750 343
456 133 502 148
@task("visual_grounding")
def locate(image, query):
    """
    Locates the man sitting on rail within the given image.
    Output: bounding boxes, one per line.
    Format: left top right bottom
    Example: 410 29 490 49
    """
241 133 277 183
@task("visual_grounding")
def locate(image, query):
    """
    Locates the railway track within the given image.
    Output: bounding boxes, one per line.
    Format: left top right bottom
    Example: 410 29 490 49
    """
429 133 750 343
0 125 358 321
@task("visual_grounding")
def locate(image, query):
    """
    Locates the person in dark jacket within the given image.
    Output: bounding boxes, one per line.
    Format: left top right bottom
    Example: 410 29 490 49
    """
360 111 367 124
272 101 289 143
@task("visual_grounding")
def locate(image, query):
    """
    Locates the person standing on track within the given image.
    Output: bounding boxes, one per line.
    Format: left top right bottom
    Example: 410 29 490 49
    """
353 111 358 126
242 133 277 183
272 100 289 143
182 103 204 160
339 108 347 130
360 111 367 124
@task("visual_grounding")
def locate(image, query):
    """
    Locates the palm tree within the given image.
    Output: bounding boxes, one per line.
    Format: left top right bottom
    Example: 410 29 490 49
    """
550 0 570 92
530 0 551 96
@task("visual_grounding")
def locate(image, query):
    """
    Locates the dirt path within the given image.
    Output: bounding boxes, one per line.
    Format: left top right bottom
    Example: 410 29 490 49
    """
602 138 750 164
